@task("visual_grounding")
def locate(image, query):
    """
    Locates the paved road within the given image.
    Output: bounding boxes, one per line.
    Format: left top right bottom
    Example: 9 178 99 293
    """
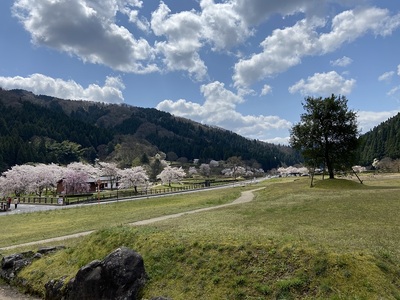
0 204 67 215
0 179 266 217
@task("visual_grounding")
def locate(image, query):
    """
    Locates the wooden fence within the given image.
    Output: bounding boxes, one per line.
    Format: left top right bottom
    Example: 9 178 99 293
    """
17 183 208 206
15 179 247 206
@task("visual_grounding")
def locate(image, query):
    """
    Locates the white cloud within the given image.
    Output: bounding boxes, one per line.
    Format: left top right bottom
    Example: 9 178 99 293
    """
289 71 356 96
261 84 272 96
12 0 157 74
0 73 125 103
233 7 400 88
318 8 400 52
151 2 207 81
357 110 399 134
149 0 253 80
330 56 353 67
233 17 324 88
200 0 253 50
379 65 400 98
265 136 290 145
378 71 395 82
231 0 363 26
388 86 400 97
156 81 292 141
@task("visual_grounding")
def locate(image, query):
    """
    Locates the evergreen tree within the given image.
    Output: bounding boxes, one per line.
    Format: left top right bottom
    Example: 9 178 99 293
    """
290 94 359 179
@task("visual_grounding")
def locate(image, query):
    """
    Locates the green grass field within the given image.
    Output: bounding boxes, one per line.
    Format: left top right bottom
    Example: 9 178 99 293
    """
2 175 400 299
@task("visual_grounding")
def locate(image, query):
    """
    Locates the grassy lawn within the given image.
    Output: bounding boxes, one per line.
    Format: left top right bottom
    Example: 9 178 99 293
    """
2 176 400 299
0 187 243 247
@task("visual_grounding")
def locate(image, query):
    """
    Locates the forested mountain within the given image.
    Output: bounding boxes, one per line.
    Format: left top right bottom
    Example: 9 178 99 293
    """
358 112 400 165
0 88 301 172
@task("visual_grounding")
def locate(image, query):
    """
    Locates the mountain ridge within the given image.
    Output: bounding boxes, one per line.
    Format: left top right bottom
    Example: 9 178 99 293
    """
0 88 301 172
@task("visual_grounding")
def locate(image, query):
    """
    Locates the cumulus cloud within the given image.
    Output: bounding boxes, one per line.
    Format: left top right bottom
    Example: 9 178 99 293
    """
12 0 157 74
149 0 253 80
11 0 400 87
233 17 324 88
231 0 363 26
233 7 400 88
156 81 292 141
151 2 207 81
288 71 356 96
200 0 253 51
0 73 125 103
330 56 353 67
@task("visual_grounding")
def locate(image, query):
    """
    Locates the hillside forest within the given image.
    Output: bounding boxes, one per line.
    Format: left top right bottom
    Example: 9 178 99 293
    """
0 88 301 173
1 88 399 174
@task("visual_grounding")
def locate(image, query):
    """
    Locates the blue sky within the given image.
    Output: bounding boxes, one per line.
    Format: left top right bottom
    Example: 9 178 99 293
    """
1 0 400 144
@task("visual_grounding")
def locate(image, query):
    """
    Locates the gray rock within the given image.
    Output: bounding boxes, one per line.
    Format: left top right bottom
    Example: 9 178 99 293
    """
37 246 65 255
0 251 35 282
44 277 67 300
65 247 147 300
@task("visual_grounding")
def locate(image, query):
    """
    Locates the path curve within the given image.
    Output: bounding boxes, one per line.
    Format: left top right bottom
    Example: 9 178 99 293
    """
0 187 264 251
0 187 264 300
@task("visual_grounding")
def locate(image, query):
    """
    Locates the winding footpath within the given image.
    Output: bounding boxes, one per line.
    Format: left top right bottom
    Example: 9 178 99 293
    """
0 187 264 300
0 187 265 251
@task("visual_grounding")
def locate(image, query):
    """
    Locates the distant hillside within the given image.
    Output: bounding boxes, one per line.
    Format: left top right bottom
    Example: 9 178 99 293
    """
358 112 400 165
0 88 301 172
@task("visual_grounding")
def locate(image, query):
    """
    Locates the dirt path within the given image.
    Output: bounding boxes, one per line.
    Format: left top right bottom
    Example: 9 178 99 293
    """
1 188 264 252
0 188 264 299
0 284 41 300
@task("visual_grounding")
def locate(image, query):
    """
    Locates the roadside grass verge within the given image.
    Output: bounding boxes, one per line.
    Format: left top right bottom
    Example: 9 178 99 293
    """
4 176 400 299
0 187 245 248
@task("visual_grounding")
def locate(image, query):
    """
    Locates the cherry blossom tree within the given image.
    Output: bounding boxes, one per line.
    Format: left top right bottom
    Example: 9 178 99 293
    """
226 156 244 180
26 163 64 197
97 161 120 190
0 176 6 198
119 166 149 193
2 164 35 196
236 166 247 178
157 166 186 187
188 166 198 177
62 162 91 194
352 165 367 173
277 166 309 177
209 160 219 167
221 168 233 176
199 163 210 177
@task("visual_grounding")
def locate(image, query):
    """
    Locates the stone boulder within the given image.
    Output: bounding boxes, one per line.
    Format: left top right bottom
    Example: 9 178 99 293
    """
64 246 147 300
0 251 35 282
0 246 66 295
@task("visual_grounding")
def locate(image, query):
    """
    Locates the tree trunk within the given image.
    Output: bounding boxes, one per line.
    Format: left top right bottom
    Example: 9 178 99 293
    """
327 161 334 179
325 152 334 179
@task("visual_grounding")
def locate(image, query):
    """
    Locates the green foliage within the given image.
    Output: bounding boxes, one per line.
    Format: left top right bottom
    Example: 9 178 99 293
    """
290 94 359 178
358 112 400 165
0 88 301 172
0 92 114 170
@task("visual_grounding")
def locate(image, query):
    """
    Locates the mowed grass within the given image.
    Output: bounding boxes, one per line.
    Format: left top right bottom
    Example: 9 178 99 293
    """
3 176 400 299
0 187 243 247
